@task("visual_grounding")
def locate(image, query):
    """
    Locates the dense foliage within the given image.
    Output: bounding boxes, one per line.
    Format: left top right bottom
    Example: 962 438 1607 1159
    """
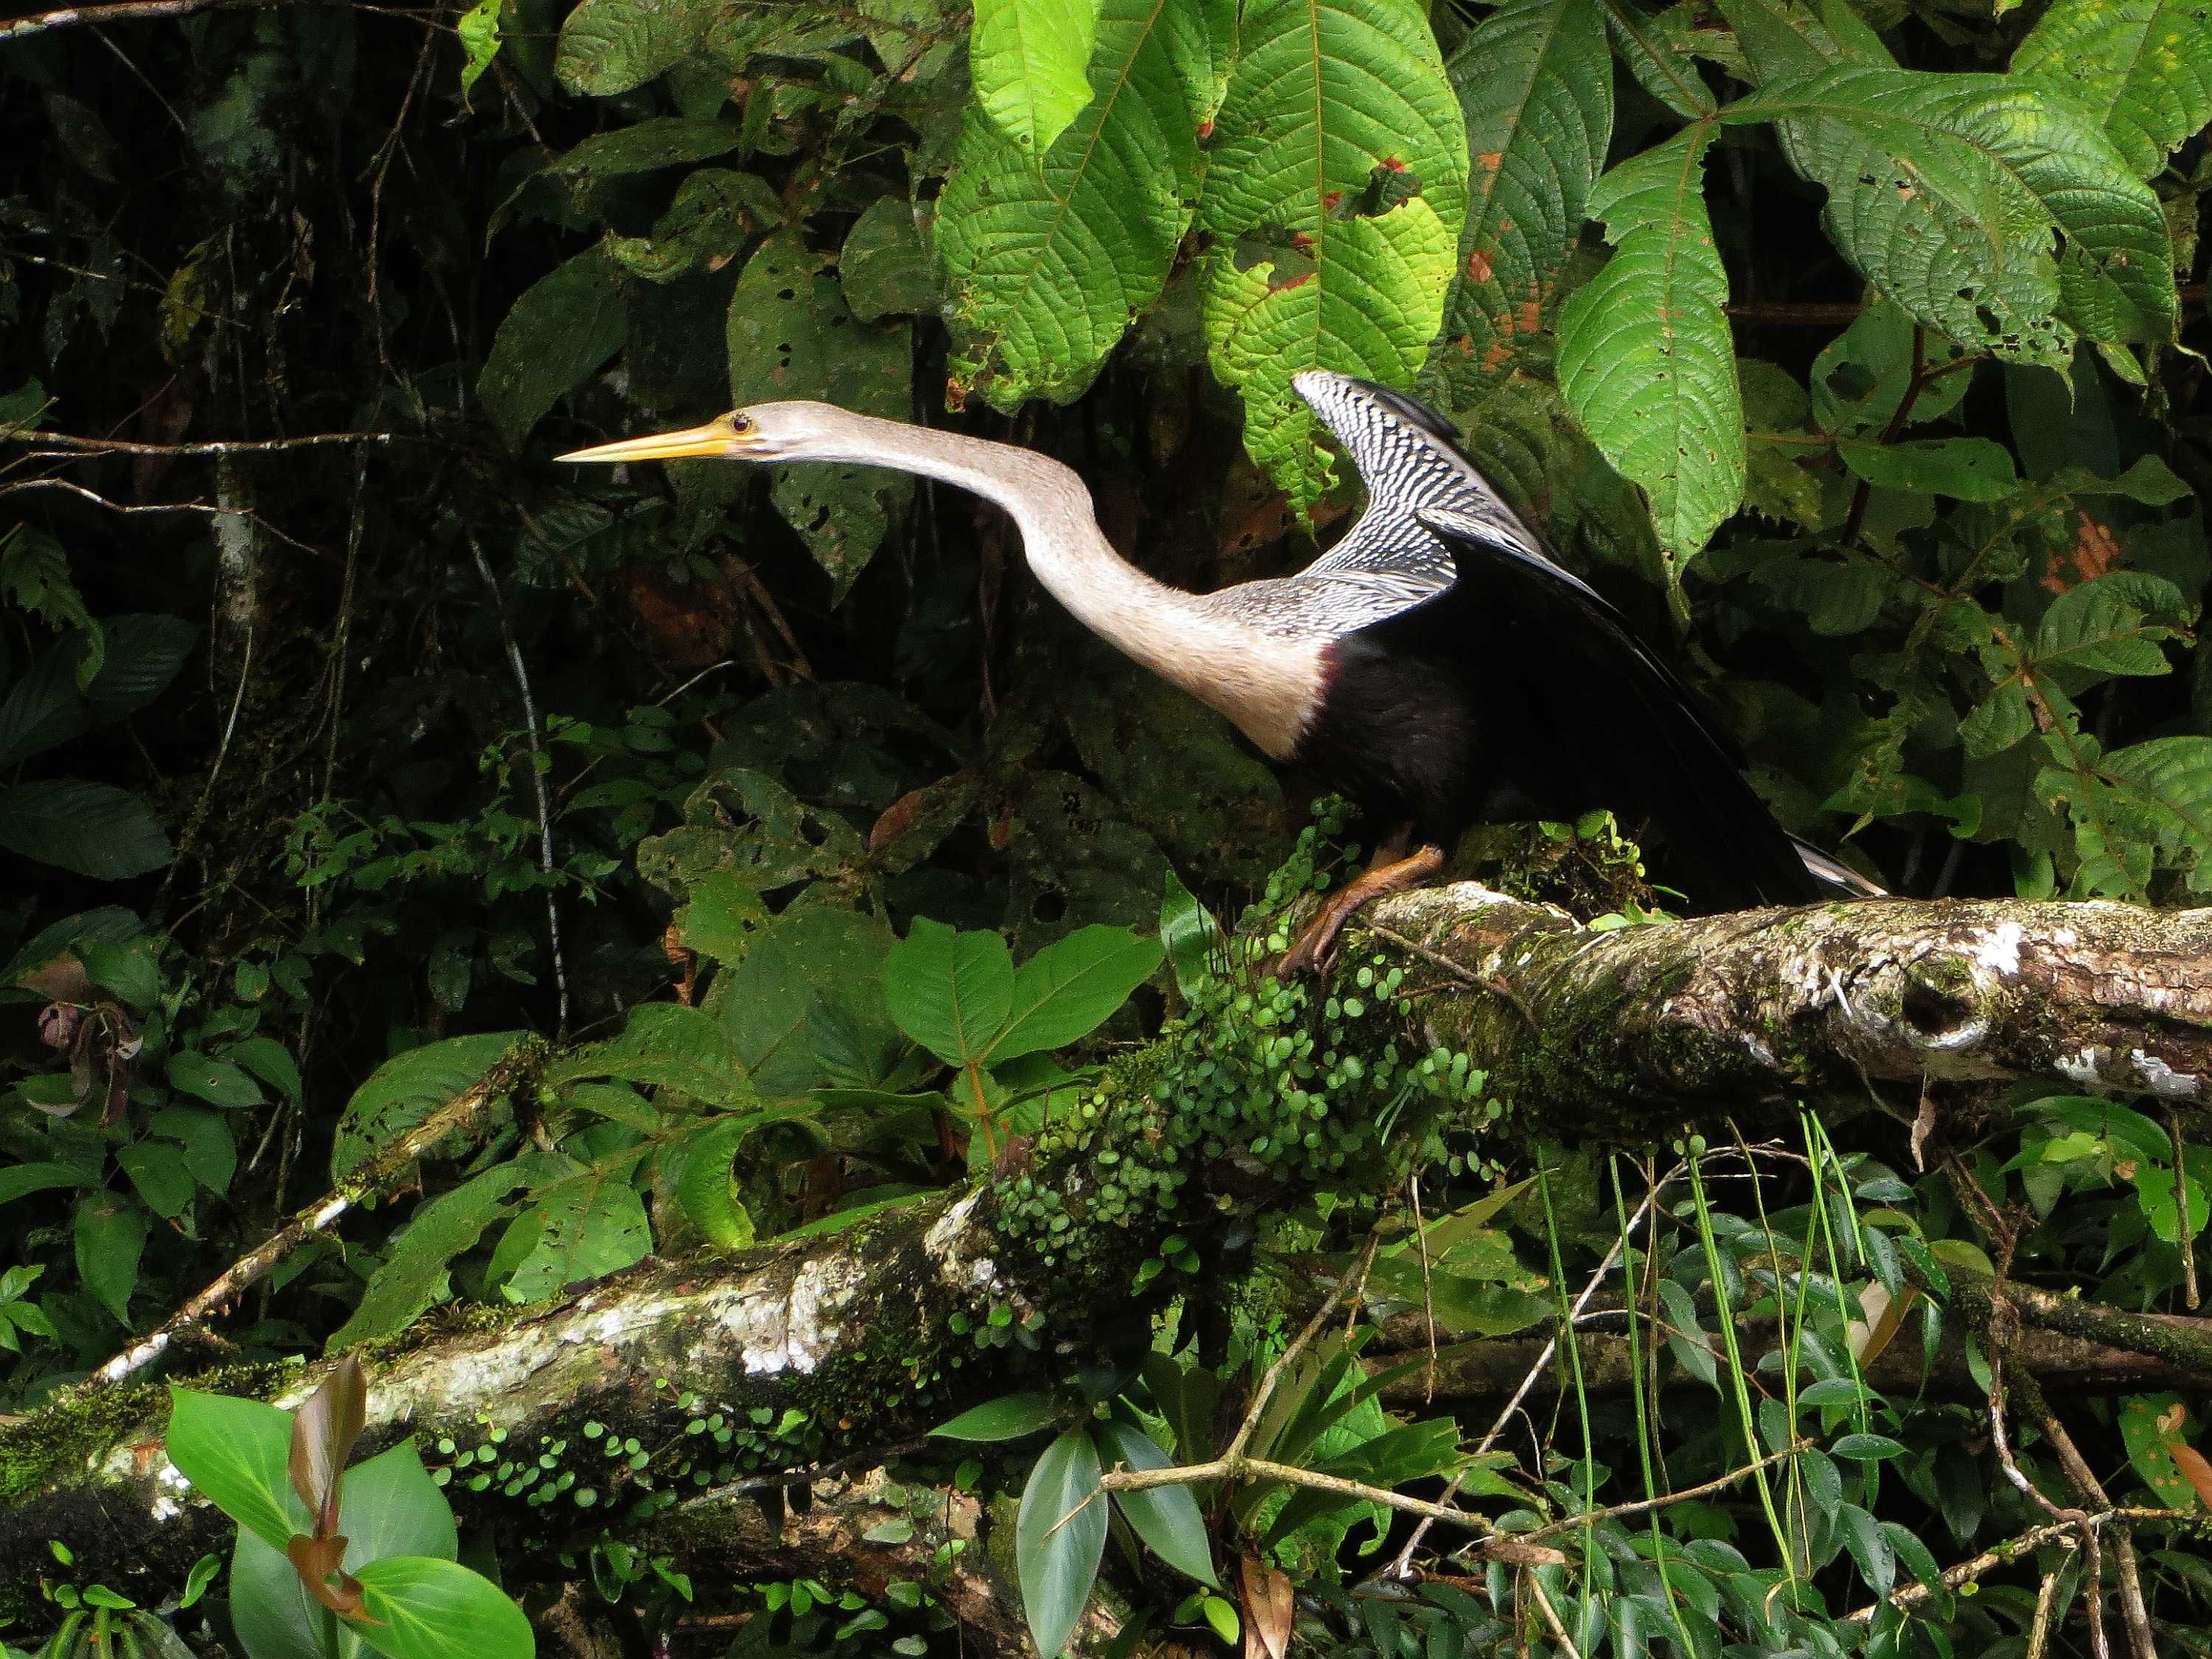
1 0 2211 1652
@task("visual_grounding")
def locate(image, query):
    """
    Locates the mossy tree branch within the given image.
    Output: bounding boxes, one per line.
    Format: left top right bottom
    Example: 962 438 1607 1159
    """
5 886 2208 1635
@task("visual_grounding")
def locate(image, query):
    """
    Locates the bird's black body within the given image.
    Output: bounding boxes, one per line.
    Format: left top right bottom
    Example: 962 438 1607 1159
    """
1283 375 1840 912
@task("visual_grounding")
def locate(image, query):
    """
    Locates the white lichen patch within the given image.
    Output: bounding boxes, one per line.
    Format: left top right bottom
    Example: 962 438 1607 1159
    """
926 1191 1002 1297
2131 1050 2202 1100
1969 922 2023 978
2057 1046 2107 1087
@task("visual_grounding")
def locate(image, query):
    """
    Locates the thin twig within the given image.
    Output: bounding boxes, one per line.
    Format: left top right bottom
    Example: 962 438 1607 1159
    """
6 428 399 456
1516 1440 1808 1544
1845 1508 2197 1622
1522 1568 1585 1659
0 0 305 42
90 1046 536 1384
470 535 570 1034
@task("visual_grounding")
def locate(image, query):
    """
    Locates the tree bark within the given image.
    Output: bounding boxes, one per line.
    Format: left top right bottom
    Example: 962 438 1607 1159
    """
5 888 2207 1641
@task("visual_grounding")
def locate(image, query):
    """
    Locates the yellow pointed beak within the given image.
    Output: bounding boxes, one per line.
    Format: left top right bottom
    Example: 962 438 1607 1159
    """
555 416 747 465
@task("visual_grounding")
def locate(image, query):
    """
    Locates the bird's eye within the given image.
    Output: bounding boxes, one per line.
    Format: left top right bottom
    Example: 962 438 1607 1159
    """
728 413 754 434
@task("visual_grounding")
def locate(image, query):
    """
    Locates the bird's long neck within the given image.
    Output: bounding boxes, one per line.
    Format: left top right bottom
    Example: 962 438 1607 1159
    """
812 417 1318 753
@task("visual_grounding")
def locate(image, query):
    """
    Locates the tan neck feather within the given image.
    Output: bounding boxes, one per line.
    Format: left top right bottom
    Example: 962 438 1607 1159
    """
804 415 1321 756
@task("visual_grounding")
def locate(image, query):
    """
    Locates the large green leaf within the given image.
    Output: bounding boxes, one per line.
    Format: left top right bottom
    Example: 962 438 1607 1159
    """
1728 67 2176 358
478 248 627 448
542 1002 751 1105
167 1388 300 1552
2065 734 2212 896
881 918 1015 1068
1557 125 1743 565
331 1032 522 1180
986 924 1161 1062
327 1166 533 1349
1016 1428 1108 1658
2012 0 2212 180
75 1191 146 1326
352 1557 533 1659
1196 0 1469 507
727 236 912 599
1436 0 1612 389
494 1151 653 1303
970 0 1104 155
554 0 717 96
1096 1419 1216 1585
0 779 172 878
938 0 1219 409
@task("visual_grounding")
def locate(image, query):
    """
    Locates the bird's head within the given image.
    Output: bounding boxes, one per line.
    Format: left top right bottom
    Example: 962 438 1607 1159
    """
556 400 865 467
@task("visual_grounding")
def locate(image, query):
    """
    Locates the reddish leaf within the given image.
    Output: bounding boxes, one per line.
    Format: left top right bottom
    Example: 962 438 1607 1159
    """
1240 1555 1293 1659
285 1533 371 1619
290 1355 366 1537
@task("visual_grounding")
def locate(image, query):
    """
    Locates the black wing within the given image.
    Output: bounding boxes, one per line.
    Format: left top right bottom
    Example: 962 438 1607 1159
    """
1399 505 1832 911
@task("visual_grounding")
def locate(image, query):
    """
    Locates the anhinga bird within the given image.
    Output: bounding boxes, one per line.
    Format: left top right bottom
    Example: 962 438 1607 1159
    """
561 372 1871 969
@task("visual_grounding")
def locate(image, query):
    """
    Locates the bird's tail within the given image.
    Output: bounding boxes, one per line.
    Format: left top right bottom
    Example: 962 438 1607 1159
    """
1792 836 1888 899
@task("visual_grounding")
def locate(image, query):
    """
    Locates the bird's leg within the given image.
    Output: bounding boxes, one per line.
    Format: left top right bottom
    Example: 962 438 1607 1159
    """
1276 842 1447 978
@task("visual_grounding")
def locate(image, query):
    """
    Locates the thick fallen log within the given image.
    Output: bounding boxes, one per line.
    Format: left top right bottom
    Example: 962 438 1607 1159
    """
1366 886 2212 1135
4 888 2207 1638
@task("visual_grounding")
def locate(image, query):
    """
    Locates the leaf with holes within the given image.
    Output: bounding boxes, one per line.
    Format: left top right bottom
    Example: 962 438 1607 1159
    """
1557 125 1742 565
1727 67 2175 357
1437 0 1611 389
493 1149 653 1303
727 236 911 597
328 1166 534 1349
2013 0 2212 180
939 0 1220 409
1195 0 1467 508
555 0 718 96
332 1032 521 1180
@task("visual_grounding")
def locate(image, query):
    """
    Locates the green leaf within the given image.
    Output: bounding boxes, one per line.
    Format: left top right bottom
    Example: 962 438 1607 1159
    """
457 0 502 93
1439 0 1612 386
1015 1428 1108 1658
167 1388 300 1551
1837 437 2020 501
840 196 940 324
0 1161 85 1206
76 1192 147 1326
986 925 1161 1062
1096 1419 1216 1585
232 1441 456 1659
1158 870 1224 998
672 870 768 966
671 1115 758 1253
117 1142 194 1220
2036 571 2188 680
931 1392 1060 1441
2012 0 2212 179
1828 1432 1907 1460
555 0 715 95
478 248 627 448
543 1003 751 1105
970 0 1102 155
83 615 198 722
332 1032 521 1181
881 918 1016 1068
328 1166 533 1349
1837 1502 1895 1596
1728 66 2176 356
939 0 1217 408
1196 0 1468 509
1557 125 1743 564
1714 0 1884 83
167 1051 265 1110
495 1152 653 1302
352 1557 533 1659
228 1036 305 1102
727 236 912 598
0 779 172 878
551 118 740 187
2075 735 2212 894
